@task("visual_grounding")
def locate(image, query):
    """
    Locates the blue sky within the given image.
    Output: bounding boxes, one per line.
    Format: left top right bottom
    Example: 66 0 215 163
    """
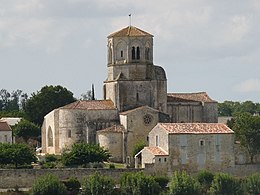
0 0 260 102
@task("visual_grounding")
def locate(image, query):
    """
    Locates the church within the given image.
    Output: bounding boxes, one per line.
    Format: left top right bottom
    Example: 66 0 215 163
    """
41 26 218 164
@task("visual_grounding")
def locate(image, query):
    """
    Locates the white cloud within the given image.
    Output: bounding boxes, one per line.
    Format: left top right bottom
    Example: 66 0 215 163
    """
234 79 260 92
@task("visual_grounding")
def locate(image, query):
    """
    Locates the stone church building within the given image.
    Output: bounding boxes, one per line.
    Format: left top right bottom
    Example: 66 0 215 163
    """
42 26 218 163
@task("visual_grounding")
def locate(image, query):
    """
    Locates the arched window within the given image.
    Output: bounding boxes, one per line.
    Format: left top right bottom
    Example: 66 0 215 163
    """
121 50 123 57
48 127 53 147
132 47 136 60
136 47 140 59
108 47 112 64
145 47 150 60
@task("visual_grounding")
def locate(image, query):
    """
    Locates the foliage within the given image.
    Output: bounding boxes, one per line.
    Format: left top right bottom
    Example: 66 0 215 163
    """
13 119 40 143
218 100 260 116
210 173 242 195
45 154 59 162
244 173 260 195
169 171 201 195
81 172 115 195
197 170 214 195
108 163 115 169
0 143 36 168
31 174 67 195
24 85 75 125
63 177 81 192
232 112 260 163
154 175 169 189
120 172 161 195
132 140 146 157
62 143 110 167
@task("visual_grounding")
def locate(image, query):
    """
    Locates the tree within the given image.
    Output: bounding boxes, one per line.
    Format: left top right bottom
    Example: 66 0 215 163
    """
120 172 161 195
24 85 75 125
13 119 41 143
210 173 242 195
244 173 260 195
197 170 214 195
132 140 146 157
232 112 260 163
62 143 110 167
169 171 201 195
0 143 37 168
31 174 67 195
81 172 115 195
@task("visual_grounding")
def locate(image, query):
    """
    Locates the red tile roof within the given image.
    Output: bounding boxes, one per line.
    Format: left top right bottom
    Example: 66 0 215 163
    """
97 125 125 133
159 123 233 134
0 122 12 131
108 26 153 38
60 100 116 110
167 92 217 103
145 147 168 156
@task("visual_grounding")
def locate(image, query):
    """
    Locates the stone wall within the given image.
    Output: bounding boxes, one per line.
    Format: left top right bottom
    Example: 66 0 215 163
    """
0 168 141 189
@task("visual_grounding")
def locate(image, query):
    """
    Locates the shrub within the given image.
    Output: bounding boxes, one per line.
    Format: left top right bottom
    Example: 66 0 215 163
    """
197 170 214 194
120 172 161 195
81 172 115 195
31 174 67 195
63 177 81 192
244 173 260 195
45 154 59 162
109 163 115 169
210 172 242 195
154 175 169 189
169 171 201 195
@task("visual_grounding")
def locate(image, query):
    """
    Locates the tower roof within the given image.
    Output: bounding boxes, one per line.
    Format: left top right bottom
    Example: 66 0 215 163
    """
108 26 153 38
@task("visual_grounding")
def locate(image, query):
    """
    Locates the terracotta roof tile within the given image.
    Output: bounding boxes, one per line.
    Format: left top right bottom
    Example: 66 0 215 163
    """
108 26 153 38
120 106 158 115
60 100 116 110
145 147 168 156
167 92 217 103
159 123 233 134
97 125 125 133
0 122 12 131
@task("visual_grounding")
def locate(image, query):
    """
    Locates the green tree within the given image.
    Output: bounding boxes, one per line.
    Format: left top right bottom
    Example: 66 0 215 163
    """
197 170 214 195
169 171 201 195
244 173 260 195
31 174 67 195
24 85 75 125
132 140 146 157
81 172 115 195
232 112 260 163
0 143 36 168
218 101 240 116
62 143 110 167
210 173 242 195
13 119 40 143
120 172 161 195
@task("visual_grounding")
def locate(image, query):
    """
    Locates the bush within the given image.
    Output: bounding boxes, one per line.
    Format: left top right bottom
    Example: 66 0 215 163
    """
81 172 115 195
244 173 260 195
210 172 242 195
154 175 169 189
45 154 59 162
120 172 161 195
63 177 81 192
108 163 115 169
197 170 214 194
31 174 67 195
169 171 201 195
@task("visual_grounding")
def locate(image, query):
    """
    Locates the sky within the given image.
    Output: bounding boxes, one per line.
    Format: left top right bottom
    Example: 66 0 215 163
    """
0 0 260 103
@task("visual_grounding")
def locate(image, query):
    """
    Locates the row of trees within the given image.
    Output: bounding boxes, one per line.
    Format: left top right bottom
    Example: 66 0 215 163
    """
30 171 260 195
218 100 260 116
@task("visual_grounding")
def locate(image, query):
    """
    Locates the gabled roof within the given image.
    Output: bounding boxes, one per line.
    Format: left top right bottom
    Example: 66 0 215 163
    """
167 92 217 103
0 122 12 131
159 123 233 134
0 117 22 126
144 147 168 156
108 26 153 38
120 105 158 115
97 125 125 134
60 100 116 110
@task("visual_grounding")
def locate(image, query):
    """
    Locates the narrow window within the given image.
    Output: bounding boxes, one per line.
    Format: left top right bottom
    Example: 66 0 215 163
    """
200 140 205 146
136 93 139 102
164 158 167 162
68 130 71 138
4 135 7 142
156 135 159 146
120 50 123 57
159 158 161 162
48 127 53 147
147 136 149 142
136 47 140 59
145 48 150 60
132 47 135 60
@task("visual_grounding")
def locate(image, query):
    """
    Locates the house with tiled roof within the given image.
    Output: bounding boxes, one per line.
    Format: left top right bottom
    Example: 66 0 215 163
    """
0 121 13 143
137 123 235 172
42 25 219 164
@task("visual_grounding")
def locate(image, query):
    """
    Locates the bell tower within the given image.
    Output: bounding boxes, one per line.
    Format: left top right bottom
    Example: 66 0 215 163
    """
103 26 167 113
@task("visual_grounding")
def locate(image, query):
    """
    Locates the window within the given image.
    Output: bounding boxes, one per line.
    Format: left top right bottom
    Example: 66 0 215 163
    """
136 93 139 101
4 135 8 142
68 130 71 138
136 47 140 59
164 158 167 162
200 140 205 146
145 47 150 60
159 158 161 162
48 127 53 147
132 47 136 59
120 50 123 57
156 135 159 146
